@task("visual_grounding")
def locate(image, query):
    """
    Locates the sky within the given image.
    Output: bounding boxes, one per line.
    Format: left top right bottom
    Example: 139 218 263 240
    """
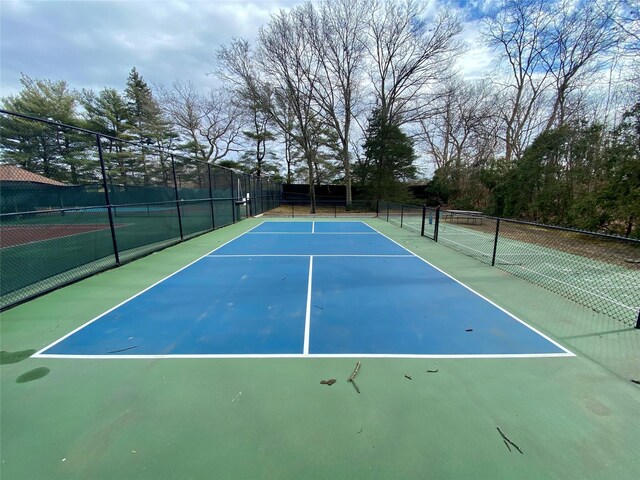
0 0 495 99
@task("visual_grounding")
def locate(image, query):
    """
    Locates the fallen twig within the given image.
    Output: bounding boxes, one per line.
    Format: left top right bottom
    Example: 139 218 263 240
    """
348 361 361 394
107 345 139 354
405 374 412 380
631 379 640 385
320 379 336 385
497 427 523 454
426 369 439 373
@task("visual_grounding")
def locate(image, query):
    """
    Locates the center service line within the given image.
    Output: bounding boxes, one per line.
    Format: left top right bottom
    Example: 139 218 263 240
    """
303 255 314 355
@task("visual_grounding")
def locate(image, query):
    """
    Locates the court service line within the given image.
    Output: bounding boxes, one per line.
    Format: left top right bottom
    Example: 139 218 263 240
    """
32 222 266 358
303 256 314 355
367 223 575 356
246 232 378 235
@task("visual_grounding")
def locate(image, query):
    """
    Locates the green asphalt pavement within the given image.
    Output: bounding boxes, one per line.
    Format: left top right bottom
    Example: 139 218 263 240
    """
1 218 639 479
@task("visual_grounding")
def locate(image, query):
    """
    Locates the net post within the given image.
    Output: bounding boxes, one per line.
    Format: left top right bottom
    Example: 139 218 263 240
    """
420 205 426 237
635 310 640 329
207 164 215 230
434 206 440 242
400 204 404 228
491 218 501 266
170 154 184 241
96 134 120 266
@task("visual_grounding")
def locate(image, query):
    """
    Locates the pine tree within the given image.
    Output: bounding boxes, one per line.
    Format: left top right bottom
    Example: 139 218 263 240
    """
0 75 94 183
124 67 173 185
361 108 418 201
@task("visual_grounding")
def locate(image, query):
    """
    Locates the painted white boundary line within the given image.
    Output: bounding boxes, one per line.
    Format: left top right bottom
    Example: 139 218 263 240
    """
249 232 378 234
206 254 414 258
35 352 572 360
32 220 267 358
312 221 315 233
33 219 575 359
367 223 575 357
303 256 313 355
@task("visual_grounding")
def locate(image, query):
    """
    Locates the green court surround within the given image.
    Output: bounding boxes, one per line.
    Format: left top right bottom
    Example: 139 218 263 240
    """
1 218 639 479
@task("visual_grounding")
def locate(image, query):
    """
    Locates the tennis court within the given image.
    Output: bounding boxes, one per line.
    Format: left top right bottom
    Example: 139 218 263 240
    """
35 221 570 359
1 218 638 480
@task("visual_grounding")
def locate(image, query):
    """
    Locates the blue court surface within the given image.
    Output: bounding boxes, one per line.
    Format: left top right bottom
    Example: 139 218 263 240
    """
36 221 572 358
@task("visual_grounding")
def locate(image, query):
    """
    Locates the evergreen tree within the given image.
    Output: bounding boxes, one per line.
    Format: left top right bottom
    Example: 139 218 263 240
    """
80 87 135 185
602 103 640 237
360 108 417 201
0 75 94 183
124 67 174 185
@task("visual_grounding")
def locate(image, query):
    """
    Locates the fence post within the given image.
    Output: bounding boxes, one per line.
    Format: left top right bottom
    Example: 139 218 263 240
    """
400 205 404 228
376 200 380 217
635 310 639 329
230 170 236 223
434 207 440 242
207 164 215 230
96 135 120 266
170 154 184 241
244 174 250 218
420 205 426 237
386 202 390 222
491 218 501 266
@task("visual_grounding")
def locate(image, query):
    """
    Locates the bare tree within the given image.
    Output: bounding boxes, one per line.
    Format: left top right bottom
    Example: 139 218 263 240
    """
419 78 498 176
218 8 325 213
366 0 462 126
157 81 243 164
484 0 553 163
542 0 623 130
301 0 371 205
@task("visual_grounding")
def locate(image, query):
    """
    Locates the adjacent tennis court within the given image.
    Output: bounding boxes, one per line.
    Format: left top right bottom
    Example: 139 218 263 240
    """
36 221 571 358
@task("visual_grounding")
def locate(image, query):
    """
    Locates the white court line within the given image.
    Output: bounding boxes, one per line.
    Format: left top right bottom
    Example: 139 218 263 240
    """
246 232 378 235
206 254 414 258
445 225 638 281
32 221 267 358
33 219 575 360
442 226 638 306
368 224 575 357
35 352 573 360
312 221 315 233
439 237 493 257
303 256 313 355
506 263 636 311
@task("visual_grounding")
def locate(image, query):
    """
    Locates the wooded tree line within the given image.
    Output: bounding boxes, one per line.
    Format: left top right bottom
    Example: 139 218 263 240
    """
1 0 638 236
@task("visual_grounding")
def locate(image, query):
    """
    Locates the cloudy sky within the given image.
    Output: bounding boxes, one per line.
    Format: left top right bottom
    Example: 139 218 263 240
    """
0 0 495 98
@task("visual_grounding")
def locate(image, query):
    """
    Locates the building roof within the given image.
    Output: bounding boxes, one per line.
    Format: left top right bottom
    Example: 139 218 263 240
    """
0 165 66 186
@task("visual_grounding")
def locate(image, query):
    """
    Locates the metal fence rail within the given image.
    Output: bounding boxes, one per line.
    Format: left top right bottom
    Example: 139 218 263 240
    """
0 110 282 310
378 201 640 328
264 198 377 217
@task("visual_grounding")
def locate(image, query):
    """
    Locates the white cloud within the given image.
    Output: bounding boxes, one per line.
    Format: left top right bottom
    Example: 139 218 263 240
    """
455 18 495 79
0 0 304 98
0 0 500 99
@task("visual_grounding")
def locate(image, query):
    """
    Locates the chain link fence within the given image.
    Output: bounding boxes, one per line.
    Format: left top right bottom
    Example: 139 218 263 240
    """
0 110 282 310
378 201 640 328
